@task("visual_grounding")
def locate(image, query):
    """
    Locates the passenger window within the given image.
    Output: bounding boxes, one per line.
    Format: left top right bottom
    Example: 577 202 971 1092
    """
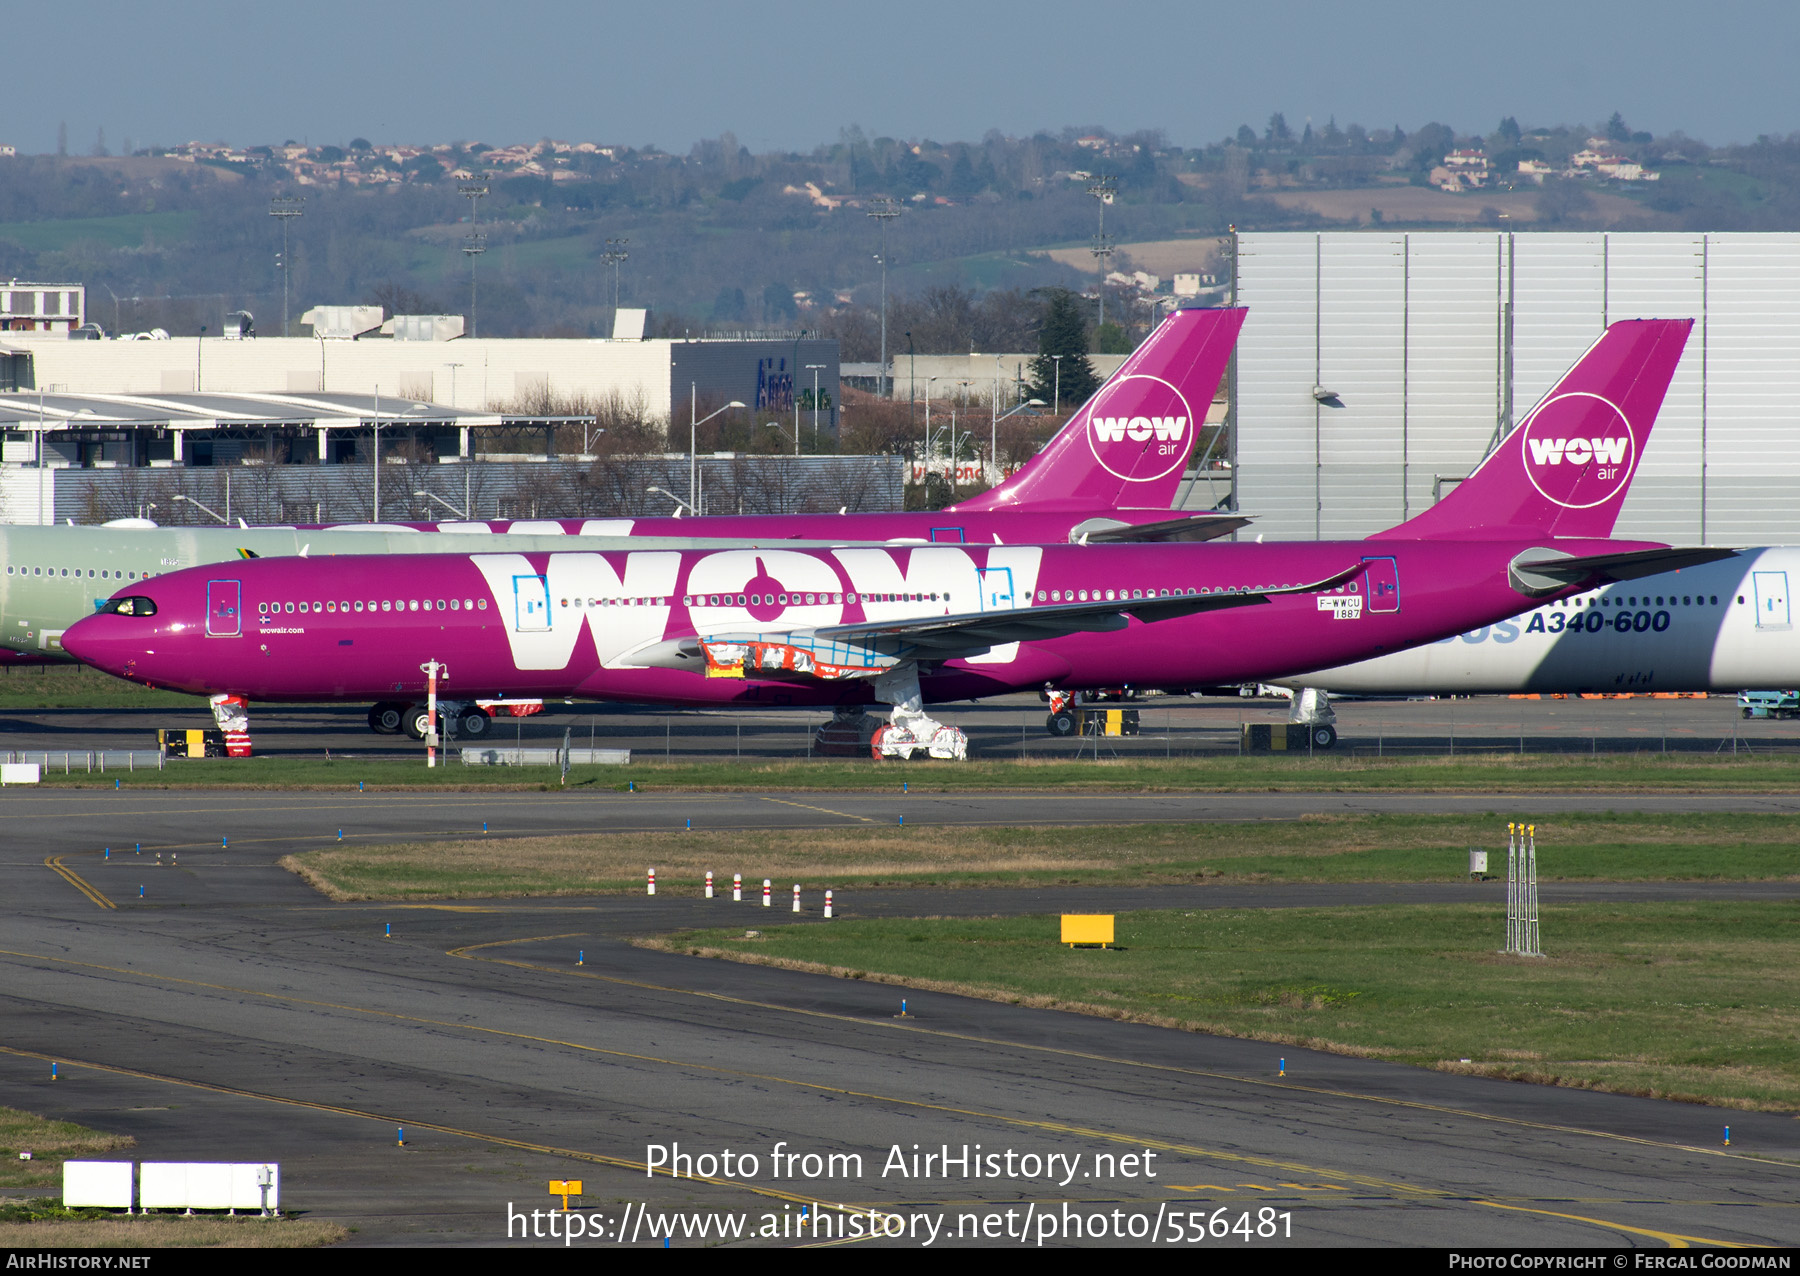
478 599 488 610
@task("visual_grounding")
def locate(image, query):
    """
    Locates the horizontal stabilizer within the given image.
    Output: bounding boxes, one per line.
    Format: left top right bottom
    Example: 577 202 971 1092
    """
1071 514 1253 544
1508 546 1738 595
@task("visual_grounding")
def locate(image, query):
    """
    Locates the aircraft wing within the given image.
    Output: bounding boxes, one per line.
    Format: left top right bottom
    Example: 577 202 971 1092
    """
645 565 1367 678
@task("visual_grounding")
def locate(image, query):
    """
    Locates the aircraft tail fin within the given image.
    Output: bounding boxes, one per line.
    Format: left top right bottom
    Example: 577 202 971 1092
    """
1373 318 1692 541
950 306 1245 513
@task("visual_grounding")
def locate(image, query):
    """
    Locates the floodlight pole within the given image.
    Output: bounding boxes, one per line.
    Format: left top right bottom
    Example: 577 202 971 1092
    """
269 196 304 338
602 239 629 321
866 197 900 397
460 180 488 337
1087 174 1117 329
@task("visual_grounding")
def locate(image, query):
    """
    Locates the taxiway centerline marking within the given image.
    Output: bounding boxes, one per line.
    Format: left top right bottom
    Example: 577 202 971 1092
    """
43 856 115 910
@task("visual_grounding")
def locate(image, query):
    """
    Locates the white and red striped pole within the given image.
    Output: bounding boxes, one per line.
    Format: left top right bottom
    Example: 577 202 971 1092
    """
762 878 771 908
792 884 801 913
705 871 713 899
733 873 742 902
824 889 834 920
647 867 656 896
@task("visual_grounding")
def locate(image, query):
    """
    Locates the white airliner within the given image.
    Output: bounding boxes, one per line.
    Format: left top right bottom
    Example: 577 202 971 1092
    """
1287 547 1792 695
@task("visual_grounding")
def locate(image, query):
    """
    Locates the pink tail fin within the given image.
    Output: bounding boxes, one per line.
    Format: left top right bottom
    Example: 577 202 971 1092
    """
1372 318 1693 541
951 306 1246 513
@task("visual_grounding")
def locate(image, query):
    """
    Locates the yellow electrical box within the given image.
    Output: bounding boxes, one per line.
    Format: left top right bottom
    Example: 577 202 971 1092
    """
1060 914 1114 948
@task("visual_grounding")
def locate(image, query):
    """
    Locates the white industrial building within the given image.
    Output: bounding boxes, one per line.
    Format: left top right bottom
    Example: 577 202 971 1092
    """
0 325 838 428
1228 232 1800 546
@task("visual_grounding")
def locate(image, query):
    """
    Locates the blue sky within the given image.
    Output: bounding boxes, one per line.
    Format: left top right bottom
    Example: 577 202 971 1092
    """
11 2 1795 155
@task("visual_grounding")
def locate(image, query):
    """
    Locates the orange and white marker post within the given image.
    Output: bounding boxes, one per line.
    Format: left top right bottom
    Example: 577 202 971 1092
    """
792 884 801 913
419 661 447 768
705 870 714 899
762 879 771 908
733 873 742 902
824 889 834 919
647 867 656 896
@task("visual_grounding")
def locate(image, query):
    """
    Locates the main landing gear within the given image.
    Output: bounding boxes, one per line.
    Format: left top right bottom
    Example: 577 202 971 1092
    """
368 700 492 740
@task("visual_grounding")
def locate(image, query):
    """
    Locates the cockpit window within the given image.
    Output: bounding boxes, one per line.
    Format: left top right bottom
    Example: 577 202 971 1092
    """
99 596 158 617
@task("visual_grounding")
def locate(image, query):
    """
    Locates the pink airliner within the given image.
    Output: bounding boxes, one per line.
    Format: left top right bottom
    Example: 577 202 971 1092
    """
67 320 1710 760
320 305 1250 547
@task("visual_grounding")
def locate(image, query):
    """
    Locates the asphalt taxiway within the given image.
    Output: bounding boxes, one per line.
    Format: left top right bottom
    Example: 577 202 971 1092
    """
2 786 1798 1248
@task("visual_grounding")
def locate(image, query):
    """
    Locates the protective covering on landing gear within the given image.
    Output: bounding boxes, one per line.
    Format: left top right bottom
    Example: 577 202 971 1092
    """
869 664 968 761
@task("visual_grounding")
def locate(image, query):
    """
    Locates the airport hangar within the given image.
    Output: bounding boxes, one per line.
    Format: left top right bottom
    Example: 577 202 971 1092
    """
1211 231 1800 549
0 318 855 524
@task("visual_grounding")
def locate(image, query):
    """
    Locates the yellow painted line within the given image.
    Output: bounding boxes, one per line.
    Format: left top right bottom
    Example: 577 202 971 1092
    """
1476 1200 1752 1249
452 939 1800 1172
0 941 1419 1196
44 856 114 910
0 1042 873 1221
758 796 875 824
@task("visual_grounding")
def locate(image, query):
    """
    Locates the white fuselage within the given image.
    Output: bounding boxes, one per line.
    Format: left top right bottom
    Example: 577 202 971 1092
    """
1288 547 1795 695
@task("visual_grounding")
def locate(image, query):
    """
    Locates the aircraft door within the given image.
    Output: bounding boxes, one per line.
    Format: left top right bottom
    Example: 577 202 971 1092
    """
978 567 1016 612
206 580 242 637
1753 571 1791 629
513 574 551 632
1361 556 1400 613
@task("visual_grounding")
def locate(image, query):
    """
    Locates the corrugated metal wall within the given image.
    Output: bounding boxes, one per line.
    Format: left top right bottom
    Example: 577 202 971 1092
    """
1233 231 1800 545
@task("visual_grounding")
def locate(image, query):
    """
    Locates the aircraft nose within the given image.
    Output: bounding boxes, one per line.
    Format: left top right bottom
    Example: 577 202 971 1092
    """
61 613 133 674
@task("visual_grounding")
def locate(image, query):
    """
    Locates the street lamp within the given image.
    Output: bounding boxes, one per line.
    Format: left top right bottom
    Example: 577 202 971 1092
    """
764 420 799 456
990 398 1046 480
688 392 746 510
805 364 826 448
922 376 940 480
173 493 228 524
646 485 698 517
1051 355 1063 414
413 490 469 520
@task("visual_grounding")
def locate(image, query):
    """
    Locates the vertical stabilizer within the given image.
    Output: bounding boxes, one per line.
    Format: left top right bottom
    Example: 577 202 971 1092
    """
950 306 1246 513
1372 318 1692 541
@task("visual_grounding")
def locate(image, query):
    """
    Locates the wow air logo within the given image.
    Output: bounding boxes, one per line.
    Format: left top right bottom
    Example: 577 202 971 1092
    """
1085 375 1194 483
1517 391 1636 510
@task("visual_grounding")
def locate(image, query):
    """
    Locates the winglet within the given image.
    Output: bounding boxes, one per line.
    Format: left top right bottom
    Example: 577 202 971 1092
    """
950 306 1245 513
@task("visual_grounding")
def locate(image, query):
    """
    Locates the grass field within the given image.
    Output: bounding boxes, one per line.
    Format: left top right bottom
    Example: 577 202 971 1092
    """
34 750 1800 792
0 1107 341 1246
282 811 1800 900
0 211 197 253
651 902 1800 1111
0 1105 133 1191
0 665 206 710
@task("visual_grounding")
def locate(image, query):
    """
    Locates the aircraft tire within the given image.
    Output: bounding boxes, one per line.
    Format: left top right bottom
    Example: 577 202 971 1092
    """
458 707 491 738
1309 724 1338 750
369 702 406 735
1046 712 1076 737
404 707 432 741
